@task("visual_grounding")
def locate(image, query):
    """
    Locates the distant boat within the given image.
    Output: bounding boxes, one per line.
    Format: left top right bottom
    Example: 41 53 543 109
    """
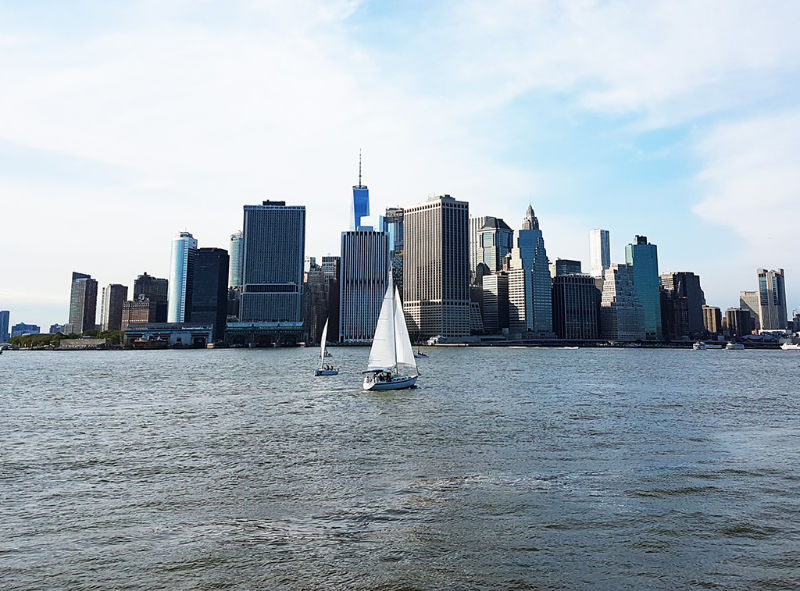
726 342 745 350
694 342 723 350
414 349 428 358
780 342 800 351
315 319 338 376
363 278 419 391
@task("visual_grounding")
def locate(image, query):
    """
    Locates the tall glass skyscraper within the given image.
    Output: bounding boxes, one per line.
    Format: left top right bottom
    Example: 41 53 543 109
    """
508 205 553 337
68 272 98 334
167 231 198 323
100 284 128 331
352 152 370 230
757 268 787 330
239 201 305 327
0 310 9 342
187 247 230 342
625 235 662 340
339 229 389 342
589 229 611 278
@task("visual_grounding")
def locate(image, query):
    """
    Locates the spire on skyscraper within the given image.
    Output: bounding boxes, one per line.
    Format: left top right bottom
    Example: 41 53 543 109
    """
522 204 539 230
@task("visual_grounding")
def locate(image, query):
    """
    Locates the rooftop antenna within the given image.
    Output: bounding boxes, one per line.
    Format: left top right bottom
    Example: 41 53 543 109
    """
358 149 362 186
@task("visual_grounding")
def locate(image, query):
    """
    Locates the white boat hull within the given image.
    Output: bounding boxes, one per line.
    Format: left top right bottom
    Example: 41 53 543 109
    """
780 343 800 350
363 374 418 391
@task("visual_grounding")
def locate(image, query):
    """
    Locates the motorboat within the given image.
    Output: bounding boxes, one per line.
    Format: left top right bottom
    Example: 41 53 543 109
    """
363 277 418 391
726 342 745 350
780 342 800 351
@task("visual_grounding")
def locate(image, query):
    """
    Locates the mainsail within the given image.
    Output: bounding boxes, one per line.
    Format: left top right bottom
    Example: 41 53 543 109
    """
393 288 417 374
366 278 397 371
319 319 329 364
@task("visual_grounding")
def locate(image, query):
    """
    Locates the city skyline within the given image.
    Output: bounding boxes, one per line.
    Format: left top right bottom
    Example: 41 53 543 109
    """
2 1 800 327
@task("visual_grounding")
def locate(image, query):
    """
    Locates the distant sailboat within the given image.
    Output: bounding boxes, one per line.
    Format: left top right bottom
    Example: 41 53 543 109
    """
362 278 419 390
315 319 338 376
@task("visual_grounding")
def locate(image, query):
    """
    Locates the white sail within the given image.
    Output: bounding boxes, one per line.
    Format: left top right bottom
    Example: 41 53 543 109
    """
319 319 329 364
367 279 397 371
393 288 417 374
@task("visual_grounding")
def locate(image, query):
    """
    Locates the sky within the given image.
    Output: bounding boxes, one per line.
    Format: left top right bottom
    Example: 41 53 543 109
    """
1 0 799 330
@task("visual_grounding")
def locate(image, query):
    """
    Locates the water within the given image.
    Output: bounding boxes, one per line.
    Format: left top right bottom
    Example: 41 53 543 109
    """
1 347 799 590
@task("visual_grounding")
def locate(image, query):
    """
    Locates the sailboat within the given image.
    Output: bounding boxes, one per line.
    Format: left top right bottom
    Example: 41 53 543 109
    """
362 278 419 390
314 319 339 376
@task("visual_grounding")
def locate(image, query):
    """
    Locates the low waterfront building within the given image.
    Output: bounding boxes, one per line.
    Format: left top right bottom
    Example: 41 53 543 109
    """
123 322 214 348
11 323 40 337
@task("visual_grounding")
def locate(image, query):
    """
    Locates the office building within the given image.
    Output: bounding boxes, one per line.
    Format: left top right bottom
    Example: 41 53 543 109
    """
0 310 9 342
132 272 168 323
352 152 370 229
552 274 600 340
550 258 582 278
403 195 470 339
625 235 662 340
339 229 389 342
167 232 198 323
49 323 67 334
470 216 513 276
589 229 611 278
68 272 98 334
481 272 509 334
303 259 329 344
186 248 229 342
661 272 706 340
725 308 754 338
321 256 340 279
739 290 761 331
757 268 788 330
507 205 553 337
229 231 244 288
12 323 40 337
380 207 404 296
599 264 645 341
100 284 128 331
121 297 160 330
702 305 723 335
235 201 305 342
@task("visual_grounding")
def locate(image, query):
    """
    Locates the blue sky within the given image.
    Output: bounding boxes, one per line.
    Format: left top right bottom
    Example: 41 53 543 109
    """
1 0 799 329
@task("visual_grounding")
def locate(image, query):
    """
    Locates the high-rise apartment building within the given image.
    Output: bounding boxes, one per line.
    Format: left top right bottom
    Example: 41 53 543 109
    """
167 232 198 323
661 272 706 340
185 248 229 342
229 231 244 288
589 229 611 278
702 305 723 335
68 272 98 334
550 258 582 278
100 284 128 331
403 195 470 339
470 216 513 275
238 201 305 331
507 205 553 337
757 268 788 330
339 230 389 342
0 310 9 342
552 274 600 340
625 235 662 340
599 264 645 341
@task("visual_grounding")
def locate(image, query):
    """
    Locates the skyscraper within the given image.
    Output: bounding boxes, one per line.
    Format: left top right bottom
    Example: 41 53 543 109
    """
589 229 611 278
739 290 761 330
131 272 168 323
550 258 582 278
100 284 128 331
471 216 513 275
757 268 788 330
625 235 662 340
725 308 754 337
403 195 470 339
507 205 553 337
481 272 509 334
379 207 404 295
352 152 370 230
68 272 98 334
0 310 9 342
702 305 722 335
661 272 706 340
167 231 198 323
339 230 389 342
552 274 600 340
187 248 229 342
229 231 244 288
238 201 305 332
599 264 644 341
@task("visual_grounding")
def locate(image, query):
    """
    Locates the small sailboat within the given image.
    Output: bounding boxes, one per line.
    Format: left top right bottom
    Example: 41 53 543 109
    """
363 278 419 390
315 319 338 376
414 349 428 358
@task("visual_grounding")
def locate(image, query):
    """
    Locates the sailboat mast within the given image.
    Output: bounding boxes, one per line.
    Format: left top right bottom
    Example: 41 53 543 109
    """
389 275 397 370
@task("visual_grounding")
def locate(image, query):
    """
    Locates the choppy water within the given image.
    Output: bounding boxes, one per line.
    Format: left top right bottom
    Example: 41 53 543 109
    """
1 347 799 590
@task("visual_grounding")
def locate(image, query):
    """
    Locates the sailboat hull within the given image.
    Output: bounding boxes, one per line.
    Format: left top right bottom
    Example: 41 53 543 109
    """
315 369 339 376
363 375 418 391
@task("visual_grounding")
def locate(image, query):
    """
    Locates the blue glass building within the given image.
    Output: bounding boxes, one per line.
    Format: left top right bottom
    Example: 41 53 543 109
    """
352 152 370 229
625 235 662 340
